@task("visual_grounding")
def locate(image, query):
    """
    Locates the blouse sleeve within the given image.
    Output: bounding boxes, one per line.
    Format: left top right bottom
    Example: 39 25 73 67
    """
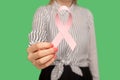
28 7 48 46
87 10 100 80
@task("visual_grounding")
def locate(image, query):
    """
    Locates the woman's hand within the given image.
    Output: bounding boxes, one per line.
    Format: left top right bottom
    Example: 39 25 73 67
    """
27 42 58 69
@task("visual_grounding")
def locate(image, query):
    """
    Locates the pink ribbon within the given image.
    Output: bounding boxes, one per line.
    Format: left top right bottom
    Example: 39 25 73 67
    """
52 6 76 51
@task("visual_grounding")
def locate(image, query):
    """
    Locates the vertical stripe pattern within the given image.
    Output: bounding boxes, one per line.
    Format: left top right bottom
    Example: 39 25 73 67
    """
28 1 99 80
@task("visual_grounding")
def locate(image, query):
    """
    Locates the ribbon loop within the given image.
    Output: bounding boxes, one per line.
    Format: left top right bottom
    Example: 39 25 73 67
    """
52 6 76 51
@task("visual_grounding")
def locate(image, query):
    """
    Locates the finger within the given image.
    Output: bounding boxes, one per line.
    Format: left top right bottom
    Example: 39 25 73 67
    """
36 54 55 65
28 47 58 62
33 47 58 60
32 61 41 69
27 42 53 53
38 55 56 69
28 54 35 62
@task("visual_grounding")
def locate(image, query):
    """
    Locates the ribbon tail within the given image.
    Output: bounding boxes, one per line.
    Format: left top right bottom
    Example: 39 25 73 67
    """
71 65 83 76
51 64 64 80
52 33 63 48
64 33 76 51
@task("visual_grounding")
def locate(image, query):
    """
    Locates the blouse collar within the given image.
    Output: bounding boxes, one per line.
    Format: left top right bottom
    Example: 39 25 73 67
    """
52 1 75 12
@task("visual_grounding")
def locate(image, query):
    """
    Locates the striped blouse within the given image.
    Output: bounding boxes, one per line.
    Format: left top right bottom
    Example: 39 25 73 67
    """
28 1 99 80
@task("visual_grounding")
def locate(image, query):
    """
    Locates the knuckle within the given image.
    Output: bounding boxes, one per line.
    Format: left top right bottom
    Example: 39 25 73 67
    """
26 47 30 53
36 43 40 49
46 42 51 46
33 64 41 70
32 61 36 65
44 42 49 44
33 62 39 68
27 55 31 61
43 42 50 47
37 67 41 70
38 66 44 70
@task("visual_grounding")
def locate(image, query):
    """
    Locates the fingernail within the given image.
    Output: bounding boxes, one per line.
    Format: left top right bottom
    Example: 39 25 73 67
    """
53 47 58 52
50 43 54 48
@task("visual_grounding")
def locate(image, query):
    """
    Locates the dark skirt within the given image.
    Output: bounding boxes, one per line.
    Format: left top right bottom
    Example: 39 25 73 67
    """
39 65 93 80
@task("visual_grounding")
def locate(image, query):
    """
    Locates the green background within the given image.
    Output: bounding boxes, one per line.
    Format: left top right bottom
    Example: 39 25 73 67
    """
0 0 120 80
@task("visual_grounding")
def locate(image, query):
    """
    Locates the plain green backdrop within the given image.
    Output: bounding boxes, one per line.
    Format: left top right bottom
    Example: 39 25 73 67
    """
0 0 120 80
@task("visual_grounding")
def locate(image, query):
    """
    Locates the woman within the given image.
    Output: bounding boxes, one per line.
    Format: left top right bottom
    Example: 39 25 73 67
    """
27 0 99 80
